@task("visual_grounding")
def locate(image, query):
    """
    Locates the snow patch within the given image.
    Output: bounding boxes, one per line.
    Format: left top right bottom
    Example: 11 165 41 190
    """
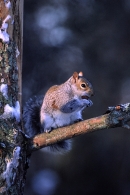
0 84 8 99
4 0 11 9
1 101 20 122
2 146 21 187
0 15 11 42
16 47 20 58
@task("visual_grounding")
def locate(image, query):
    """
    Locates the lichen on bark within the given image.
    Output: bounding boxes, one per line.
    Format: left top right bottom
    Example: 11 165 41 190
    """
0 39 29 194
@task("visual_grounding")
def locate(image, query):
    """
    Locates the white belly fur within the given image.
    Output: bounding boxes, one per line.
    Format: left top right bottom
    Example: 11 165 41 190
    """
42 110 82 131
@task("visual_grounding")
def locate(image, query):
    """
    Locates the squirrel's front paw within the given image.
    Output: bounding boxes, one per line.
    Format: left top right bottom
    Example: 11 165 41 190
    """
82 99 93 107
45 127 53 133
86 100 93 107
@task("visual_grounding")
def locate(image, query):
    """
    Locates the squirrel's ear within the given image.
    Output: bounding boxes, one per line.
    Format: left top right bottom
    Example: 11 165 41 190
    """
72 72 79 83
78 72 83 77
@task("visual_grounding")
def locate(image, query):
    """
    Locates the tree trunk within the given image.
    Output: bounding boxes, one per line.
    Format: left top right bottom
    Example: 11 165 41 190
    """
0 0 29 194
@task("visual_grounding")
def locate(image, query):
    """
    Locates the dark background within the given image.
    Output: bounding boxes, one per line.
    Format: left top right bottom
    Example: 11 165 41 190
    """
23 0 130 194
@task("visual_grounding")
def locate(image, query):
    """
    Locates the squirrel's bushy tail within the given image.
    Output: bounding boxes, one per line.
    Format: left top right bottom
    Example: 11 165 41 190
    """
23 96 71 153
23 96 42 137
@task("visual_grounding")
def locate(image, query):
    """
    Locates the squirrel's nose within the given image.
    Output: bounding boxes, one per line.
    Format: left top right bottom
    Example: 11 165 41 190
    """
90 89 94 97
91 91 94 96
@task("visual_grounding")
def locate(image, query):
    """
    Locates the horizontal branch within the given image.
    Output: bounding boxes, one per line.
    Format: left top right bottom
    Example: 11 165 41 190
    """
29 103 130 152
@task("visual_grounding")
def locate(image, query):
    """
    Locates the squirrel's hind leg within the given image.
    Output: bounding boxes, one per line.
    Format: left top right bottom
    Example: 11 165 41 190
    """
40 113 55 133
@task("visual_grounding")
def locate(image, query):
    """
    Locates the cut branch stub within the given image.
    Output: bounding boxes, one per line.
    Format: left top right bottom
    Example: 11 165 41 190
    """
29 103 130 152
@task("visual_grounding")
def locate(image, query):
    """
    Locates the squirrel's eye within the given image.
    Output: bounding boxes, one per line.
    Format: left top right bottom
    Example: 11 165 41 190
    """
81 83 86 88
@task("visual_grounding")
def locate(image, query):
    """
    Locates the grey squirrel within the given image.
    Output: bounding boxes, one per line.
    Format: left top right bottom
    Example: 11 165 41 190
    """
23 71 94 152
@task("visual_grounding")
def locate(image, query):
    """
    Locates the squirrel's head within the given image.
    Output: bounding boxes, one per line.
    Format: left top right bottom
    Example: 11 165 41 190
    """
70 71 94 99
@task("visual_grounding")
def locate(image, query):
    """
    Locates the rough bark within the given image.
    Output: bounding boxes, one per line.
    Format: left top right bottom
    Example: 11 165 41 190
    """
0 0 29 195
